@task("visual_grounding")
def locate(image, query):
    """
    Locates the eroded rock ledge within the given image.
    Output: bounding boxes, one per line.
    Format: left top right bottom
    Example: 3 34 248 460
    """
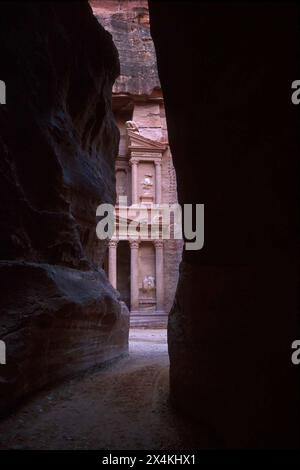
0 1 129 415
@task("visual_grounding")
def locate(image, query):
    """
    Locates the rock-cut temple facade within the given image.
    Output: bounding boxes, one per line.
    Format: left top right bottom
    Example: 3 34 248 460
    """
92 0 182 326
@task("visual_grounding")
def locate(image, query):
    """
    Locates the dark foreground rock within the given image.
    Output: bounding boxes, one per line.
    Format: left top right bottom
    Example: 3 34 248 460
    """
149 2 300 448
0 1 129 416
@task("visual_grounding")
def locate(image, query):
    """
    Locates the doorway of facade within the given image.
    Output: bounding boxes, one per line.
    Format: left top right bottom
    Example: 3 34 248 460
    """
117 240 131 311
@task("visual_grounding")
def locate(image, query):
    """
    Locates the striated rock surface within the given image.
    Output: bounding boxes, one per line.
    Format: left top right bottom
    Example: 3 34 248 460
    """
91 0 160 96
149 2 300 448
0 1 129 416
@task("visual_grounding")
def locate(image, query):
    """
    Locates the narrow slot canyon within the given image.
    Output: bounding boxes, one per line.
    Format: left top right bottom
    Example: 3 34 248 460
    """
0 329 212 450
0 0 299 451
0 0 190 451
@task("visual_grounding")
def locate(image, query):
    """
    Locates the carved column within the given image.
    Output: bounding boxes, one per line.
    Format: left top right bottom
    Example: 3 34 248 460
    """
155 160 162 204
154 240 164 313
130 159 138 205
108 240 118 289
130 239 140 313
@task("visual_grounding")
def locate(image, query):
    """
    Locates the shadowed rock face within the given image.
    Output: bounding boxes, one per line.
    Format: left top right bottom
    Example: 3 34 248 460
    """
149 2 300 448
0 1 129 415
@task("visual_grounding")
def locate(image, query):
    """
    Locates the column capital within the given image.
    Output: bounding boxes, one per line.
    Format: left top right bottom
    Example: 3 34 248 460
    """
108 239 118 248
129 239 140 249
129 158 138 167
154 160 162 167
154 239 164 248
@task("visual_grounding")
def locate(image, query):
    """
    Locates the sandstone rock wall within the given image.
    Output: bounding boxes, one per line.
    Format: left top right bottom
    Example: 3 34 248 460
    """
0 1 129 416
91 0 160 96
149 1 300 448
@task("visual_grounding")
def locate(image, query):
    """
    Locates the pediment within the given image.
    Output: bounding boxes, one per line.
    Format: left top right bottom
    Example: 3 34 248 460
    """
127 129 167 152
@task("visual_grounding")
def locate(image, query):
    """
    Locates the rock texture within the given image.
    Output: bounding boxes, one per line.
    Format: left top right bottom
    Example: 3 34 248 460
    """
91 0 160 96
149 2 300 448
0 1 129 416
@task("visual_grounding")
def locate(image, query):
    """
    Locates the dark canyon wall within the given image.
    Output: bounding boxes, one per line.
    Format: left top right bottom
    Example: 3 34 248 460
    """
0 1 129 416
149 2 300 448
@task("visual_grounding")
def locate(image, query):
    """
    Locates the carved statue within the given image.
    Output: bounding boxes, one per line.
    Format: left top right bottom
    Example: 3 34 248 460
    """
141 174 153 194
125 120 139 133
142 275 155 292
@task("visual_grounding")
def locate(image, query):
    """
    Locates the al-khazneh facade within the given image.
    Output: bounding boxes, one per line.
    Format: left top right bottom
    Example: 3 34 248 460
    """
92 0 182 325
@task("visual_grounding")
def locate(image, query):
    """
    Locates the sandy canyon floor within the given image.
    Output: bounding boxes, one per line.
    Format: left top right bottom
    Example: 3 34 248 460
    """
0 329 212 450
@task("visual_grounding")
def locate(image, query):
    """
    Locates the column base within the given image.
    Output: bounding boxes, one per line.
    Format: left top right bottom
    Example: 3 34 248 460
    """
129 310 140 316
130 311 168 328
